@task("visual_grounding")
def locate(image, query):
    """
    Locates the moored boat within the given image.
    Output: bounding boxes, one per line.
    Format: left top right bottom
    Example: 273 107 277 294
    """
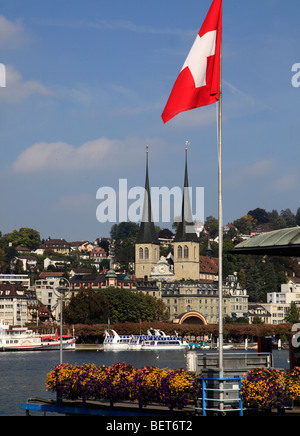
0 319 75 352
103 328 189 351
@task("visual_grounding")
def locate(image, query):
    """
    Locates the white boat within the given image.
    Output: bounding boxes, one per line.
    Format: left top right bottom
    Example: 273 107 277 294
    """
103 328 189 351
140 329 189 350
0 319 75 352
103 329 135 351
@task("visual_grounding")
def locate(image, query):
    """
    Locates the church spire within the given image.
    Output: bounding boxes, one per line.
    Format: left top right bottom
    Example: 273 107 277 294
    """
136 146 159 244
174 144 198 243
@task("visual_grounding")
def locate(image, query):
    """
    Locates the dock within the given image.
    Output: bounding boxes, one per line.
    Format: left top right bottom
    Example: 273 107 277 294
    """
75 344 104 351
21 397 196 416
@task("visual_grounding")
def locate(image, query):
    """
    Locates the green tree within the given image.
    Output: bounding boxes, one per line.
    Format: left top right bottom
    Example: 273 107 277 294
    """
233 215 256 234
248 208 268 224
100 287 169 323
238 268 246 289
110 222 139 240
280 208 296 227
284 301 300 323
4 227 41 250
262 261 277 298
205 216 218 239
296 207 300 226
63 289 110 325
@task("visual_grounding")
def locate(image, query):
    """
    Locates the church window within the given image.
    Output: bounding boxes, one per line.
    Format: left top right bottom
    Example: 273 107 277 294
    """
139 247 143 259
145 247 149 259
177 245 182 259
184 245 189 258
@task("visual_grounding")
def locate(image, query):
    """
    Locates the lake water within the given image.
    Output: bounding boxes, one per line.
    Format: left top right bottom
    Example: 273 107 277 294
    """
0 348 290 416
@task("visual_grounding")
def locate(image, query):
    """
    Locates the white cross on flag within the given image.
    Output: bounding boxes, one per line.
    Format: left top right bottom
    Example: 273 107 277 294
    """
161 0 222 123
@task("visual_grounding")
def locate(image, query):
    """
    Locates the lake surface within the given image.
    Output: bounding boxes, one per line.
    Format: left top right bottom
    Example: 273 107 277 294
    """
0 348 290 416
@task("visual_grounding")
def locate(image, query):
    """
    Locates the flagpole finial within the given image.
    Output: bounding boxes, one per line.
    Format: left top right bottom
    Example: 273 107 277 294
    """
185 141 190 151
146 144 149 153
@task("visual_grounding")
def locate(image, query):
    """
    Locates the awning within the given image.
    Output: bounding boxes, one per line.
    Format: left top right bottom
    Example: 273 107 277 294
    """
233 226 300 256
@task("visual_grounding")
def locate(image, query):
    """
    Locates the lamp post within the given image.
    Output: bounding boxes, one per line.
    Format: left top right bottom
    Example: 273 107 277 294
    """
53 278 70 364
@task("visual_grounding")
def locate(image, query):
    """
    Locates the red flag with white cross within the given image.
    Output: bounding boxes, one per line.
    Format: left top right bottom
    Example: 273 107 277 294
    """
161 0 222 123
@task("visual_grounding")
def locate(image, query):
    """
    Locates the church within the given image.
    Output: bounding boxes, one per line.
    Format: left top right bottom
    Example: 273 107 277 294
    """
134 147 227 325
135 147 201 283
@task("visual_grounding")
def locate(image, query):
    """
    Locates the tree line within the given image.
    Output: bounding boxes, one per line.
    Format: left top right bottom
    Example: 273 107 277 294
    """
63 287 169 325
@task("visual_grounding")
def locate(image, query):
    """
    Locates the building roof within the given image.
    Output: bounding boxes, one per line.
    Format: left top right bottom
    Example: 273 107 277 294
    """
174 149 198 243
135 149 159 245
39 272 64 279
234 226 300 256
199 256 218 274
41 238 70 249
0 283 29 298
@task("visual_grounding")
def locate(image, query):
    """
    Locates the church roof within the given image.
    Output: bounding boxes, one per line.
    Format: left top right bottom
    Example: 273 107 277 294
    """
135 148 159 245
174 149 199 243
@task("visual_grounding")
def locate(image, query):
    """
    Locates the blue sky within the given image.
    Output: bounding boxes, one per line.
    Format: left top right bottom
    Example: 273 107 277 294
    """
0 0 299 241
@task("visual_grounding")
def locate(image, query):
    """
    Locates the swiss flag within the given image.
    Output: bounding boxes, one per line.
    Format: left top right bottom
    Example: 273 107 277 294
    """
161 0 222 123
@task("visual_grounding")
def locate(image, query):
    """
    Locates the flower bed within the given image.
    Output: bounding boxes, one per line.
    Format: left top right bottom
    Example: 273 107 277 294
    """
46 362 202 410
241 367 300 411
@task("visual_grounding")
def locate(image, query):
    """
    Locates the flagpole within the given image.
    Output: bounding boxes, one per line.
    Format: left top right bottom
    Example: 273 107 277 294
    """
218 19 224 380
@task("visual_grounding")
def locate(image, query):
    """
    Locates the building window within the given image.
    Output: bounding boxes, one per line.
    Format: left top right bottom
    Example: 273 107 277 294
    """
139 247 143 259
184 245 189 258
177 245 182 259
145 247 149 259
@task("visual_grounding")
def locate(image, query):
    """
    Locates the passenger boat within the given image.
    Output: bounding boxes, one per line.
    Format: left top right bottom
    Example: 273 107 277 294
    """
103 328 189 351
0 319 75 352
103 329 135 351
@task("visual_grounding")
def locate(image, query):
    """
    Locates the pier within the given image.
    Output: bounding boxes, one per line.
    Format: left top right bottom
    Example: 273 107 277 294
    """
75 344 104 351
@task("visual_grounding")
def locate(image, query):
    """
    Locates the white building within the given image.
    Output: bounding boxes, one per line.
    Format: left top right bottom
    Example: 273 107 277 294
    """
35 278 57 314
264 277 300 324
0 274 30 289
0 284 32 325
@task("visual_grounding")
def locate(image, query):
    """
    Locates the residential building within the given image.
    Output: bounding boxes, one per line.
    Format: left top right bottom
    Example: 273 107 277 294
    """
0 283 37 325
262 276 300 324
248 304 271 324
38 238 71 255
261 302 288 325
0 274 30 289
44 257 71 270
89 246 107 263
35 277 58 313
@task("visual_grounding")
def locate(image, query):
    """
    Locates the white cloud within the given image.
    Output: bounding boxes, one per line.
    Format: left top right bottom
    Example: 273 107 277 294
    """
271 174 298 193
0 15 29 48
1 65 52 102
12 136 164 174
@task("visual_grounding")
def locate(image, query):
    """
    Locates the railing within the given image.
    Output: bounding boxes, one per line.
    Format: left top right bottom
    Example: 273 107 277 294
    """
197 377 243 416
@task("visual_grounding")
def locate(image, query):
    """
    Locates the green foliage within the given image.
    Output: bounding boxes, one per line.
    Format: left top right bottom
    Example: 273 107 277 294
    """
63 289 110 325
284 301 300 323
100 287 169 323
4 227 41 250
63 287 169 325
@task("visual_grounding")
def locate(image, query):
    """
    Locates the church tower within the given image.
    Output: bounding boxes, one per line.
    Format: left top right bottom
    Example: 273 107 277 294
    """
173 147 199 281
135 147 160 279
